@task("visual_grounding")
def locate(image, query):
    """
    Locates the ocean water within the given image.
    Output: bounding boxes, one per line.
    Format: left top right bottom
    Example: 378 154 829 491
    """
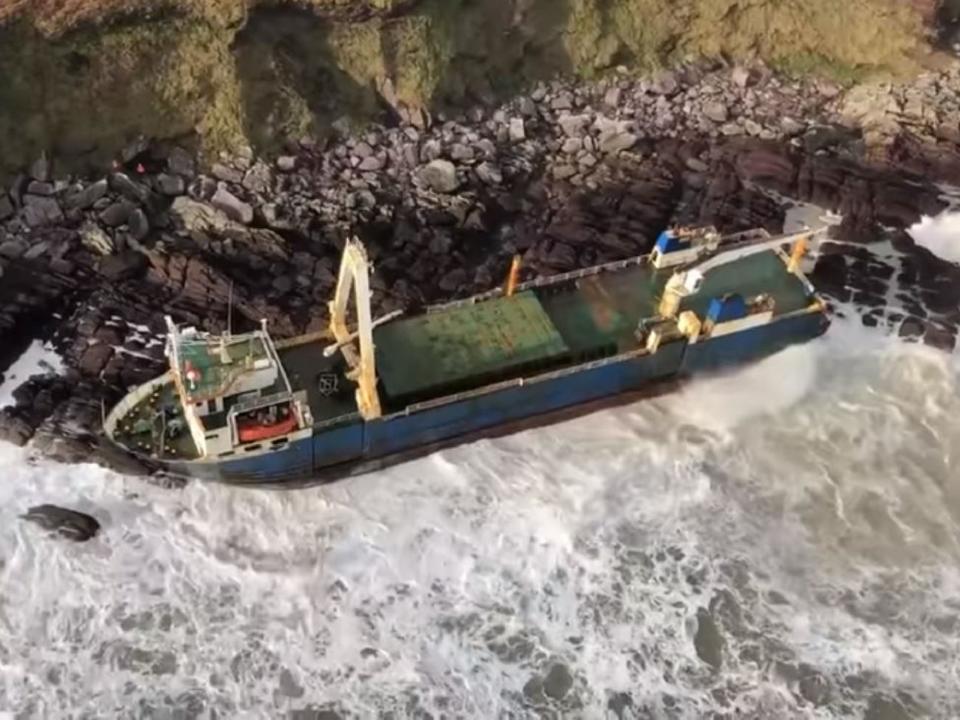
908 211 960 264
0 340 64 410
1 309 958 719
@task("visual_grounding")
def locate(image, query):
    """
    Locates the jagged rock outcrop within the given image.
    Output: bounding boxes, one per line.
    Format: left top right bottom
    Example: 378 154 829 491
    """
836 65 960 182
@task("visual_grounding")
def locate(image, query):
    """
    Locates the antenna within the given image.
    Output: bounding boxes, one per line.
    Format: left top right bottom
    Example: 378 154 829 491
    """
227 281 233 338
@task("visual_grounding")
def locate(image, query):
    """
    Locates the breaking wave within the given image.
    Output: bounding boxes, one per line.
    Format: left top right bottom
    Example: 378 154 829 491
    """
1 314 958 718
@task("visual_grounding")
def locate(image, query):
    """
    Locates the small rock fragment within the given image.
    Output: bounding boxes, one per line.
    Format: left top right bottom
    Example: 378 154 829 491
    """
703 101 729 124
599 132 637 154
30 153 51 182
276 156 298 172
475 162 503 185
99 201 136 228
211 186 254 224
417 160 459 194
67 179 108 210
357 156 385 172
128 209 150 241
558 114 590 138
167 147 196 177
242 163 273 194
22 196 64 227
156 174 186 196
80 223 116 255
0 193 13 221
731 66 752 88
509 118 526 142
211 163 244 185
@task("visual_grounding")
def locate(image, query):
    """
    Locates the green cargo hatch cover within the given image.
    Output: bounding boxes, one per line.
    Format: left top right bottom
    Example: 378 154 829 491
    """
374 291 570 401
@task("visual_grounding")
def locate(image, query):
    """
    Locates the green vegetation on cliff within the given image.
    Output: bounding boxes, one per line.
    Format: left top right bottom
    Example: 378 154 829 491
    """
0 0 931 177
0 16 244 175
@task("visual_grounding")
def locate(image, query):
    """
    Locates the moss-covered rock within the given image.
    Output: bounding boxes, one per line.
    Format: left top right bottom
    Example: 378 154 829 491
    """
0 15 245 176
0 0 934 178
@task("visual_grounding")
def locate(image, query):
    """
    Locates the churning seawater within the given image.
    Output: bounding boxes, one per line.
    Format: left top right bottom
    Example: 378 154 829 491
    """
1 312 958 719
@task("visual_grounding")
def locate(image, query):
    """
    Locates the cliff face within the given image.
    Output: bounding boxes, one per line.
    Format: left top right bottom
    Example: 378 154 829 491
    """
0 0 934 177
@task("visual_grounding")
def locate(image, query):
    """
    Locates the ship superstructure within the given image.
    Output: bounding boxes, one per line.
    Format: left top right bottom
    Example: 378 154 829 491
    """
104 223 832 483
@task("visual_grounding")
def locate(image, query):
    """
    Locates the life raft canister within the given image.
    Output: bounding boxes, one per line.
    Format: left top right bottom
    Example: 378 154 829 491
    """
237 410 298 443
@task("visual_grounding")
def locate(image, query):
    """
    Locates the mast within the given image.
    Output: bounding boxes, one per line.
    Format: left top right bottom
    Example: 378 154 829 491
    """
328 237 383 420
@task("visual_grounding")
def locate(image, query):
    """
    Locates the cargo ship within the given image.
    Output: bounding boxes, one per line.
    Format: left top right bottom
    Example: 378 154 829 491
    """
104 224 831 484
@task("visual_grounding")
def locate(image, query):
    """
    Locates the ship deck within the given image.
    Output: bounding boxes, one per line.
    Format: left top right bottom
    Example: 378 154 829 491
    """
541 248 811 353
110 381 200 460
277 340 359 424
374 248 811 405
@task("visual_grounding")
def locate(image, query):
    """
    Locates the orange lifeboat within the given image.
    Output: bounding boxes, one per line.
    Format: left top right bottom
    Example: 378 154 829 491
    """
237 405 298 443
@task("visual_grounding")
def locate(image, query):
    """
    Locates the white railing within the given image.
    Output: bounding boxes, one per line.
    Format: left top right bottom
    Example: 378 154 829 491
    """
102 371 173 438
425 227 774 314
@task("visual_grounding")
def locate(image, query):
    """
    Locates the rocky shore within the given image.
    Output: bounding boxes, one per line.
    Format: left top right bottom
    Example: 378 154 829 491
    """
2 58 960 476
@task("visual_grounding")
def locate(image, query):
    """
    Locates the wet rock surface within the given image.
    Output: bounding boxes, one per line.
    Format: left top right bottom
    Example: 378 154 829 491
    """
694 608 725 669
0 60 959 478
21 504 100 542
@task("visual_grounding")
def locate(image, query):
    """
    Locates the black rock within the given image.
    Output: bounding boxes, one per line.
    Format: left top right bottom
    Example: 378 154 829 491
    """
120 136 151 164
272 275 294 293
21 504 100 542
109 173 150 204
543 663 574 700
0 238 28 259
0 410 32 445
694 608 724 669
67 179 109 210
128 209 150 241
22 195 64 227
30 153 51 182
26 181 56 197
212 163 244 185
156 173 186 196
98 250 147 281
898 316 925 339
0 193 13 222
167 147 196 178
100 201 136 227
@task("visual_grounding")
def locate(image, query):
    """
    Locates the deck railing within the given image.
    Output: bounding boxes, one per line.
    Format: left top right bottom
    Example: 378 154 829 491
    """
425 228 774 314
102 371 173 438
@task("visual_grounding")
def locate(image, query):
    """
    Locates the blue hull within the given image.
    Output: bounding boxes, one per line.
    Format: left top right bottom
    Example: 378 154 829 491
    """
174 311 828 485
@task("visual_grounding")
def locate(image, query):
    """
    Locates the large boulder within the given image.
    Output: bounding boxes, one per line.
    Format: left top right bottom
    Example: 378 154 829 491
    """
21 504 100 542
417 160 460 194
0 410 32 446
211 186 254 224
170 197 289 260
171 196 234 235
21 195 64 227
65 179 109 210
